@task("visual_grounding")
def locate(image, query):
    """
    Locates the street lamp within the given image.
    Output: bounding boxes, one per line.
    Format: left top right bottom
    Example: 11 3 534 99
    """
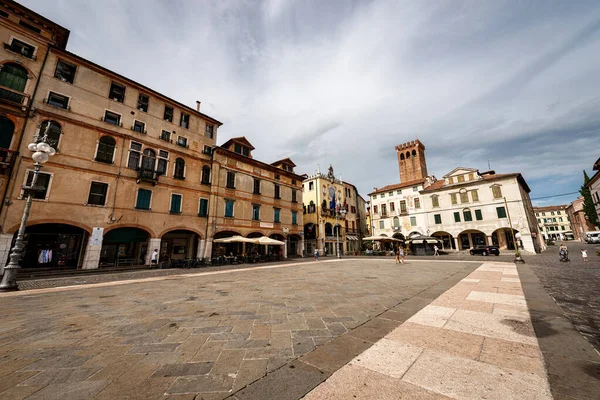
0 133 56 292
335 208 347 259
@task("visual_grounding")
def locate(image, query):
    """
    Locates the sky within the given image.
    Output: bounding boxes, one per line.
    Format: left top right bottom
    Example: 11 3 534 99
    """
23 0 600 206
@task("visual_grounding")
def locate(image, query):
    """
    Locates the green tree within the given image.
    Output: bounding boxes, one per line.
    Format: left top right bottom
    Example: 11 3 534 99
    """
580 170 599 227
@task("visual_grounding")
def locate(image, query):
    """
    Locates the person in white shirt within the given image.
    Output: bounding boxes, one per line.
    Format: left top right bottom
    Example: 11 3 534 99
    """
581 249 588 262
151 249 158 266
433 245 439 256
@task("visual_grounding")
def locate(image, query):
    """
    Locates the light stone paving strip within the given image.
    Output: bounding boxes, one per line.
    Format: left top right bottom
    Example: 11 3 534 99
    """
303 261 553 400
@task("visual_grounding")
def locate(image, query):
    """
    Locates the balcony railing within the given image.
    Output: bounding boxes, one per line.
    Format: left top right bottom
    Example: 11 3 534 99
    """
0 85 30 106
136 168 158 185
0 148 16 176
320 208 347 219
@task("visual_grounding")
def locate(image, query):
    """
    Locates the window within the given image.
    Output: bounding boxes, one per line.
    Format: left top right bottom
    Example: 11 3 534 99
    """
468 173 474 181
475 209 483 221
373 195 377 199
252 204 260 221
410 216 416 226
164 105 173 122
234 143 249 156
205 124 214 138
135 188 152 210
454 212 461 222
557 211 561 215
157 150 169 175
137 93 149 112
550 211 555 215
432 195 439 208
180 113 189 129
457 175 465 183
201 166 211 184
253 178 261 194
133 120 145 133
23 171 51 200
0 63 28 102
7 38 35 58
127 141 142 169
388 191 393 197
373 205 378 214
292 189 297 203
400 200 407 213
393 216 400 228
103 110 121 126
198 198 208 217
274 208 281 223
292 211 298 225
434 214 442 224
203 145 212 155
561 226 565 230
224 199 234 217
226 171 235 189
542 212 546 216
471 190 479 202
109 82 125 102
381 193 385 198
414 198 421 209
381 204 387 215
537 219 541 223
559 217 563 222
177 136 188 148
37 120 62 149
95 136 116 164
450 193 457 205
274 184 281 199
274 173 280 180
496 206 507 218
160 130 171 142
460 190 469 203
390 202 395 212
309 182 314 190
397 190 403 195
141 148 156 172
463 210 472 222
47 91 69 109
54 60 76 84
173 158 185 179
412 186 419 192
170 194 182 214
379 220 384 229
492 185 502 199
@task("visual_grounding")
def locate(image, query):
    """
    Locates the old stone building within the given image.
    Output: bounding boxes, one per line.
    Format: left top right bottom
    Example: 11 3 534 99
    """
0 0 222 271
565 197 597 241
586 157 600 227
206 137 304 258
533 205 573 241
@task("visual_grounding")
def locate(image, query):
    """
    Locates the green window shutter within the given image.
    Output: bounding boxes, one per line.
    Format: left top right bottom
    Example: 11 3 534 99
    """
199 199 208 216
496 207 507 218
225 200 234 217
274 208 280 223
463 211 472 222
170 194 182 213
434 214 441 224
292 211 297 225
410 216 416 226
454 212 460 222
136 189 152 210
475 210 483 220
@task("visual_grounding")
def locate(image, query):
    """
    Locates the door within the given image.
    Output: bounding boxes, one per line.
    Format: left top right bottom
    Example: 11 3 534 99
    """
0 117 15 149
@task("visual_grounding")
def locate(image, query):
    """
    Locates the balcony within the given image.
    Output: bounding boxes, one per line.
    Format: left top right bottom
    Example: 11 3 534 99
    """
0 85 30 107
136 168 158 185
321 208 347 219
0 148 16 175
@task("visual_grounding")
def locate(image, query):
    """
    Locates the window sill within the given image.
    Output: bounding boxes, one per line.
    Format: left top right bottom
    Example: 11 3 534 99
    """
198 213 208 217
94 158 114 164
169 211 182 215
109 98 124 103
85 203 107 208
44 101 71 111
274 197 281 200
201 181 211 185
54 76 74 84
134 207 151 211
3 45 36 60
176 143 189 148
173 176 185 180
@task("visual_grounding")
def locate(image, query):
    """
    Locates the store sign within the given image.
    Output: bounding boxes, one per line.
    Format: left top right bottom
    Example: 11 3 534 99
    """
260 222 273 228
90 227 104 246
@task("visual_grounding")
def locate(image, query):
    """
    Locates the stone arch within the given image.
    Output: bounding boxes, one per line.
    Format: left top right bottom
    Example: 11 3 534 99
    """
8 219 93 234
213 230 241 239
159 226 203 238
103 224 155 238
412 149 416 156
492 227 519 250
0 60 35 79
400 153 405 160
458 229 487 250
431 231 455 250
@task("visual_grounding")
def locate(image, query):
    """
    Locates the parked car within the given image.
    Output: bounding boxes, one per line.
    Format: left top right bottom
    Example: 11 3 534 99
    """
469 245 500 256
585 231 600 244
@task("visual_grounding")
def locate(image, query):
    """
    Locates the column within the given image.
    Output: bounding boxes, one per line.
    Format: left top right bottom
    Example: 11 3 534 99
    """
145 238 161 265
81 239 102 270
197 238 206 259
299 238 304 257
283 242 288 259
0 233 14 275
486 236 493 245
453 237 459 250
203 238 213 259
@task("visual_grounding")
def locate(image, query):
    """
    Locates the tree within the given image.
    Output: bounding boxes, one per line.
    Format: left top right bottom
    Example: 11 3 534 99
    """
580 170 599 227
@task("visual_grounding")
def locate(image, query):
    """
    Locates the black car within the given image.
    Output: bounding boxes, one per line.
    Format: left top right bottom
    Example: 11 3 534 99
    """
469 245 500 256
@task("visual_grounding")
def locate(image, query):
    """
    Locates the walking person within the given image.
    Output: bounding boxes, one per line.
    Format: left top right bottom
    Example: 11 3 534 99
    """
398 247 405 264
151 248 158 268
433 244 439 256
314 248 319 261
581 249 588 262
395 246 400 264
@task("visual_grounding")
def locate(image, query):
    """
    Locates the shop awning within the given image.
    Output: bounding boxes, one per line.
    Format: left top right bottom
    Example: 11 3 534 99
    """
346 235 358 241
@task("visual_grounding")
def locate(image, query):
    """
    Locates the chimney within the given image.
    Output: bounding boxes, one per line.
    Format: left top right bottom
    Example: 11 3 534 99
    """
196 101 201 112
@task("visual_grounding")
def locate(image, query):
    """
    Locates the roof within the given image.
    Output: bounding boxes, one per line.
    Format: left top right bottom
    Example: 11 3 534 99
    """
213 146 305 181
442 167 478 178
533 205 569 212
271 157 297 167
368 178 426 196
220 136 255 150
593 157 600 171
420 173 530 193
4 0 70 49
52 47 223 126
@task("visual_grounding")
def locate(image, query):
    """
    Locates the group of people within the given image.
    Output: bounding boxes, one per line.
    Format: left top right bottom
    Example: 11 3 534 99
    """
558 243 589 262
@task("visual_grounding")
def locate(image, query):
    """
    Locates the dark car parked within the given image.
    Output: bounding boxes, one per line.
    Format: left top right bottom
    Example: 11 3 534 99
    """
469 245 500 256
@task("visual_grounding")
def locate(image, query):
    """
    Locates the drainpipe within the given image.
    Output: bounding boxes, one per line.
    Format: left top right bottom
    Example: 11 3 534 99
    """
0 46 51 225
203 147 214 258
108 136 126 223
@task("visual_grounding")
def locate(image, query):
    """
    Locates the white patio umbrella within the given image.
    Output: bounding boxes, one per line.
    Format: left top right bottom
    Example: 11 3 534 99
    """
363 235 403 242
257 236 285 245
214 235 258 243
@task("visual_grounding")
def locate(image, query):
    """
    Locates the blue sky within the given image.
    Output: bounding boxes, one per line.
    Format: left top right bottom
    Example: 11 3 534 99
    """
23 0 600 205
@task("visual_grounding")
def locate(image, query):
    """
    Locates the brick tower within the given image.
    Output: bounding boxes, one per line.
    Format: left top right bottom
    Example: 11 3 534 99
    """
395 140 428 182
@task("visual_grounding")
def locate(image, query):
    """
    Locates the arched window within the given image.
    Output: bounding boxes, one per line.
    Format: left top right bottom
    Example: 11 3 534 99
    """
0 63 28 103
201 165 210 184
308 200 315 213
393 216 400 228
37 120 62 149
400 153 405 160
412 149 416 156
95 136 116 163
405 151 410 159
174 157 185 179
141 148 156 172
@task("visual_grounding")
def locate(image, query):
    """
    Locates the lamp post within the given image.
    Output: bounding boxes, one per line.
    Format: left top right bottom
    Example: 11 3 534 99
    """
0 133 56 291
335 208 347 258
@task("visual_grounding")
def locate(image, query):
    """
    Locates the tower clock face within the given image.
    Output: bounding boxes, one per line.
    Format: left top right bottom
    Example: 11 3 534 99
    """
328 186 336 199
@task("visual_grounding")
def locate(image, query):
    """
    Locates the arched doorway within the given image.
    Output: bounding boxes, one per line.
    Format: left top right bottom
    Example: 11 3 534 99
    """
431 231 455 250
0 63 28 103
161 229 199 263
492 228 518 250
15 223 88 270
101 227 150 266
458 229 486 250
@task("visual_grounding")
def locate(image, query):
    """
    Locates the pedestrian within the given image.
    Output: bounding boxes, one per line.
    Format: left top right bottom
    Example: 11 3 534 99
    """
581 249 588 262
314 248 319 261
398 247 405 264
395 247 400 264
151 248 158 267
433 244 439 256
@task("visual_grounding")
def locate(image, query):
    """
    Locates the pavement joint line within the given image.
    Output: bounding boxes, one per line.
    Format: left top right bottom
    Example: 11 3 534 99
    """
0 259 345 297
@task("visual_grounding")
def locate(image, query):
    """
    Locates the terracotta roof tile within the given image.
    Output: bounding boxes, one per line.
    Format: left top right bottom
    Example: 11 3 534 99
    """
368 179 426 196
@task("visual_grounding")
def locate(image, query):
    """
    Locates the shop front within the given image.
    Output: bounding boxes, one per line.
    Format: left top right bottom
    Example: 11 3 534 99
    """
160 230 198 264
100 227 150 267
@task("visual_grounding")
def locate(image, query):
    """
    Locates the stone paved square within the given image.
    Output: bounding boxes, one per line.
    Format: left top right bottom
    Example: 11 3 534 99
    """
0 259 475 399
